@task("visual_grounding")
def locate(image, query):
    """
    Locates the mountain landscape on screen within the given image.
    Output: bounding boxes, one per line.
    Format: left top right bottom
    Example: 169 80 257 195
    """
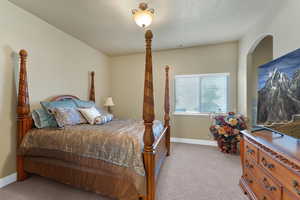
258 68 300 123
257 48 300 131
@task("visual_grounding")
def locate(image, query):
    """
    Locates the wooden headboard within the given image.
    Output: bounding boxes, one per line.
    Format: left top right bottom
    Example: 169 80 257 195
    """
50 95 80 102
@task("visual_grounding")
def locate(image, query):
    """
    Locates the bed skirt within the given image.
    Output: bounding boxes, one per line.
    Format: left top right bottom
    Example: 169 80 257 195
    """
24 157 145 200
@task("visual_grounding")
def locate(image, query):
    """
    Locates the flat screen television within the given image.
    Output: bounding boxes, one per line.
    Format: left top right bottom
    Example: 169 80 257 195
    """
256 48 300 139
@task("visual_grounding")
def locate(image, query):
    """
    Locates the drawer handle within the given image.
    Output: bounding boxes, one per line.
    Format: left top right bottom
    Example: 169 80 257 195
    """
292 180 300 196
246 179 253 184
262 178 276 192
245 160 254 169
262 196 268 200
245 175 253 184
261 158 275 169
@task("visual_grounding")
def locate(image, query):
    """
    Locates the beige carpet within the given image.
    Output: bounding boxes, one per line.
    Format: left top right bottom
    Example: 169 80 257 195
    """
0 143 247 200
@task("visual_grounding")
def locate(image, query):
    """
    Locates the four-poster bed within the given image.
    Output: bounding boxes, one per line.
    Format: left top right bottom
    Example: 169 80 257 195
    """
16 30 170 200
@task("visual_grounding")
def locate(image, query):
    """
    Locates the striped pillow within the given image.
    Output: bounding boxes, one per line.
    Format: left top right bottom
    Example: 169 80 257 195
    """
94 113 114 125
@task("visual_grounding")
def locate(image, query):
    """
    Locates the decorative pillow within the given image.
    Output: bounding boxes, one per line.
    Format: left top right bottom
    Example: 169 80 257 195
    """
72 99 95 108
72 99 104 113
41 99 77 114
77 107 102 125
95 113 114 125
52 107 87 127
32 109 58 128
152 120 164 136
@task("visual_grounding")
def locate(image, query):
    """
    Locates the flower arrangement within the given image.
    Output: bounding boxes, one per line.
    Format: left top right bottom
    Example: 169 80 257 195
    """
209 112 247 153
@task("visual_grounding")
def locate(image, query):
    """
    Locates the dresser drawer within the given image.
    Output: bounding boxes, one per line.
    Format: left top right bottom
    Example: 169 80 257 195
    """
283 188 299 200
259 150 300 199
244 139 258 163
244 157 281 200
253 165 281 200
244 156 256 174
244 170 272 200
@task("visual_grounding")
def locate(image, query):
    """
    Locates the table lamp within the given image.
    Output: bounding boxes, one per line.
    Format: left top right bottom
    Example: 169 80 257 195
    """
104 97 114 113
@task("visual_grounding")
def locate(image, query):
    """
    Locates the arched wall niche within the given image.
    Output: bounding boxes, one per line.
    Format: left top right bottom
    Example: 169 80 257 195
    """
247 33 274 54
246 34 274 125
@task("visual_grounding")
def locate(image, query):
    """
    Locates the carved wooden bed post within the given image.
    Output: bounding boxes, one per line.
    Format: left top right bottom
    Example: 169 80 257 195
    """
164 66 171 156
89 71 95 102
17 49 32 181
143 30 156 200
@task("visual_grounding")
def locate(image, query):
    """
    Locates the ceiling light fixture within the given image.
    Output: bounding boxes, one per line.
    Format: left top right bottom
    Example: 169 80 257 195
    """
132 2 154 28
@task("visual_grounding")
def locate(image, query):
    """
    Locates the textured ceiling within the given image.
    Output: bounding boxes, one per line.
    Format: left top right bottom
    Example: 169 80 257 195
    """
9 0 280 56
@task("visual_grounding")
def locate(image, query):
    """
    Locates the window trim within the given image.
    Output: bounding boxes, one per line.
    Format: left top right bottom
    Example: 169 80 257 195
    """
173 73 230 116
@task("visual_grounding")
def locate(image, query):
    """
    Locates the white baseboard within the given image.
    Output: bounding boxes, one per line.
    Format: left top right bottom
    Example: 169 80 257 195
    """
0 173 17 188
171 137 217 147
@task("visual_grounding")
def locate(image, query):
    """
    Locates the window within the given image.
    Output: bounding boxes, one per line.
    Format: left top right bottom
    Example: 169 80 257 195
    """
174 73 229 115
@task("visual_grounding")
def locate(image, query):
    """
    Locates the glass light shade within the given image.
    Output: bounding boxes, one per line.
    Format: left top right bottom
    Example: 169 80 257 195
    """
104 97 115 107
133 10 153 28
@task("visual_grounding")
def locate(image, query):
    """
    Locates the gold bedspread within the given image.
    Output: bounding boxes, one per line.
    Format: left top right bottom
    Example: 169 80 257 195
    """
19 119 163 177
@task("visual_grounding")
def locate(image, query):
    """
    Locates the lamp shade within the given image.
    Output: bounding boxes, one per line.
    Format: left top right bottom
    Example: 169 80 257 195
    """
133 10 154 28
104 97 115 107
132 3 154 28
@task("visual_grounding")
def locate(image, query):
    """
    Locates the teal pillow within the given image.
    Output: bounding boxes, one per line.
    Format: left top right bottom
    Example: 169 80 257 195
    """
41 99 77 114
72 99 95 108
32 109 58 128
153 120 164 139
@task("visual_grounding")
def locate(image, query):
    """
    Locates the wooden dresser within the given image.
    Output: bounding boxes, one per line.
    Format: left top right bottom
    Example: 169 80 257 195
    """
240 130 300 200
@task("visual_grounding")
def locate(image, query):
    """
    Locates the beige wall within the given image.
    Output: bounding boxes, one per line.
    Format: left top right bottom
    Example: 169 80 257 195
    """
238 0 300 115
110 42 238 141
0 1 110 178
